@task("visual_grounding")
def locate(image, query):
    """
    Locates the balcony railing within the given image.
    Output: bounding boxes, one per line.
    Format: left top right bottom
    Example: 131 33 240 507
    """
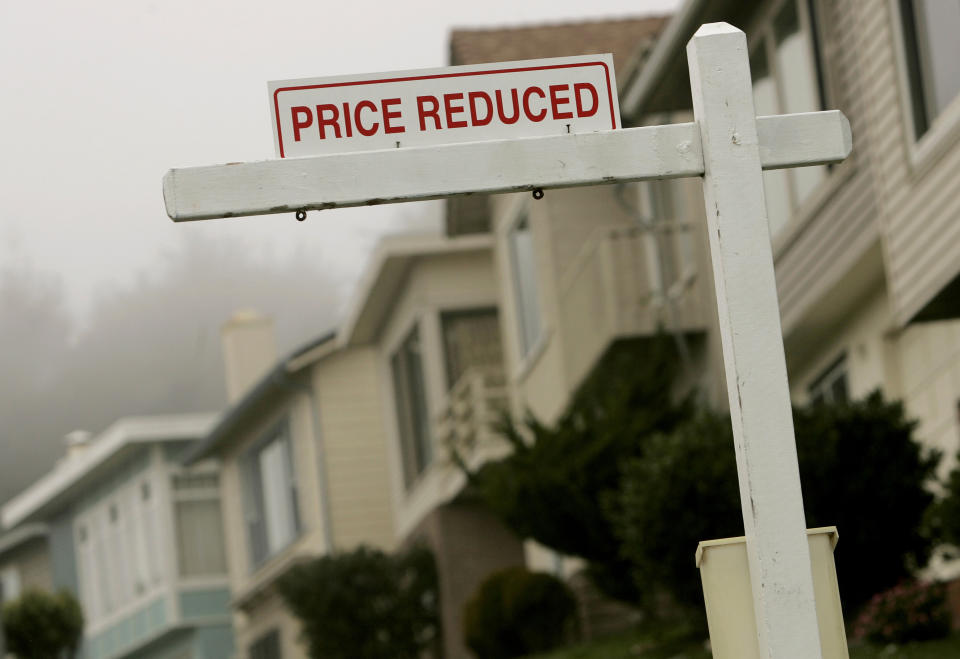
433 366 509 471
557 221 707 389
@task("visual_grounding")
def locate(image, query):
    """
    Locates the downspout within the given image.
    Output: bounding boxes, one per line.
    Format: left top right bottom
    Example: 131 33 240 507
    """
274 369 335 553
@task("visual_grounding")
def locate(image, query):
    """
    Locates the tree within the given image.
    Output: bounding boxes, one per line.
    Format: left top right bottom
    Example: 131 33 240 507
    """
457 337 692 602
1 588 84 659
613 392 940 622
276 545 439 659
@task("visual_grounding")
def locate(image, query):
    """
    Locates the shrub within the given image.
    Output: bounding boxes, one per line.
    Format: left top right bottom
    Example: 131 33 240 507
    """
1 588 84 659
851 580 951 644
463 567 577 659
612 392 940 622
276 545 439 659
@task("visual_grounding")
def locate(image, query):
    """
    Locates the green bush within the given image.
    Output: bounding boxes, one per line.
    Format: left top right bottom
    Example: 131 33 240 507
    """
851 580 951 644
276 545 439 659
612 392 939 622
1 588 84 659
464 567 578 659
459 338 691 603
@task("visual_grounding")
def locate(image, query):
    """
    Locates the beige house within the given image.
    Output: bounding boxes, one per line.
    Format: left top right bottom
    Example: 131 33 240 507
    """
183 312 395 658
477 0 960 588
365 1 960 647
615 0 960 473
184 3 960 655
337 231 518 659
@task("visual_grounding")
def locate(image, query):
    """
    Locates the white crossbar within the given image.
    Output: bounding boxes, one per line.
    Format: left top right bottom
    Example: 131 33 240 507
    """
163 111 849 222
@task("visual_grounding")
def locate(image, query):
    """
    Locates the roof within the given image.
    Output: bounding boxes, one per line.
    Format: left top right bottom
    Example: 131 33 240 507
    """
450 16 669 88
338 232 494 347
2 414 218 529
181 329 337 465
620 0 754 118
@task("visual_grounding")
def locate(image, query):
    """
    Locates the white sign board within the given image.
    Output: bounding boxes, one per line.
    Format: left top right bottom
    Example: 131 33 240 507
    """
269 55 620 158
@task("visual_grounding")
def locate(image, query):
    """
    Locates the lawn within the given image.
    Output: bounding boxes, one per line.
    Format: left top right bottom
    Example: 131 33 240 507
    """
529 628 960 658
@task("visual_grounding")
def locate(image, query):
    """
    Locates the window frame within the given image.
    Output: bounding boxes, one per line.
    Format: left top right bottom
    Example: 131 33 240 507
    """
241 418 302 571
807 353 850 405
171 469 228 579
390 322 434 489
439 306 503 391
747 0 832 241
889 0 960 174
507 207 544 357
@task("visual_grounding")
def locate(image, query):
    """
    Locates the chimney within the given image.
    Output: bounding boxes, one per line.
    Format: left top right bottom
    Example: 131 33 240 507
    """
64 430 92 459
221 309 278 404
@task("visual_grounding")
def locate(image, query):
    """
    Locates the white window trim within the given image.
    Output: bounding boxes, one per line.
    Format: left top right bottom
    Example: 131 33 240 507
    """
745 0 844 252
76 465 171 636
385 314 437 495
888 0 960 177
242 419 303 573
499 195 551 383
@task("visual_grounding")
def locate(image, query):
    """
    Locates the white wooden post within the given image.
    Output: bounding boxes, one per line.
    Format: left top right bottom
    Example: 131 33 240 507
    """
688 23 822 658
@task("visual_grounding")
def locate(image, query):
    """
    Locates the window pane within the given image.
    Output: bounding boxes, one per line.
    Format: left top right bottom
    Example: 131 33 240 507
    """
176 499 227 577
391 327 433 487
774 0 827 209
753 46 793 237
243 424 300 568
509 216 542 355
913 0 960 119
1 567 21 602
250 629 282 659
259 438 297 555
441 309 503 389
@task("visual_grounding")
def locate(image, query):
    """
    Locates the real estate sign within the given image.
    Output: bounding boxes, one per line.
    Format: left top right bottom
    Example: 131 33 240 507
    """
269 55 620 158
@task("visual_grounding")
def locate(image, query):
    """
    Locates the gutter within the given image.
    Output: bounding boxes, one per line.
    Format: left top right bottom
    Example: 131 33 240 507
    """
621 0 705 119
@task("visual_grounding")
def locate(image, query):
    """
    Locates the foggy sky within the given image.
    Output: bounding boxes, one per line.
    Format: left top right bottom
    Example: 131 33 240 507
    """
0 0 678 504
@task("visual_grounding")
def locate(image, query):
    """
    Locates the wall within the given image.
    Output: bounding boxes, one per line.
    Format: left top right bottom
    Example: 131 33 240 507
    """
312 346 395 551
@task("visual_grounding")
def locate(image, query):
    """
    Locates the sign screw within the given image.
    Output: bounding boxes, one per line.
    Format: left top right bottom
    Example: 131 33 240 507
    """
532 188 544 200
295 209 307 221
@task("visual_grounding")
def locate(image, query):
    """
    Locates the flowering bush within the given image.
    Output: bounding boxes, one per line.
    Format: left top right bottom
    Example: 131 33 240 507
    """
852 580 951 644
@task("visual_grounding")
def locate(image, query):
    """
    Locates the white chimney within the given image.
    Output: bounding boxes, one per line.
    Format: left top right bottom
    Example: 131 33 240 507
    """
221 309 278 404
64 430 92 459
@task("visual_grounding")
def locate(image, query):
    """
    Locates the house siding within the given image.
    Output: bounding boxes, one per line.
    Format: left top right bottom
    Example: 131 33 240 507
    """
314 348 395 551
842 0 960 325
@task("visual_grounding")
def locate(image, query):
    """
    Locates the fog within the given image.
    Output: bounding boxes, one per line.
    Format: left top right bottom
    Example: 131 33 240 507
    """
0 226 434 504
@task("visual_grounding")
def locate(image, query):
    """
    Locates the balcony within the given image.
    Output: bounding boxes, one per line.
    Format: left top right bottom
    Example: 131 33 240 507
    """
557 222 708 391
433 366 510 472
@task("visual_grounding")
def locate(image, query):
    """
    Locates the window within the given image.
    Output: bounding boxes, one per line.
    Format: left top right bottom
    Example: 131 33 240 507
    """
750 0 828 237
392 326 433 487
808 354 849 405
243 421 301 568
441 308 503 390
172 472 227 577
898 0 960 139
75 474 165 625
508 213 542 357
0 567 21 603
249 629 282 659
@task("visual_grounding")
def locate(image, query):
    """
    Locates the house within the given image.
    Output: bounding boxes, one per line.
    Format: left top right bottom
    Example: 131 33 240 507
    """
0 415 233 659
617 0 960 478
326 17 682 657
337 231 514 659
181 310 395 658
376 0 960 646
